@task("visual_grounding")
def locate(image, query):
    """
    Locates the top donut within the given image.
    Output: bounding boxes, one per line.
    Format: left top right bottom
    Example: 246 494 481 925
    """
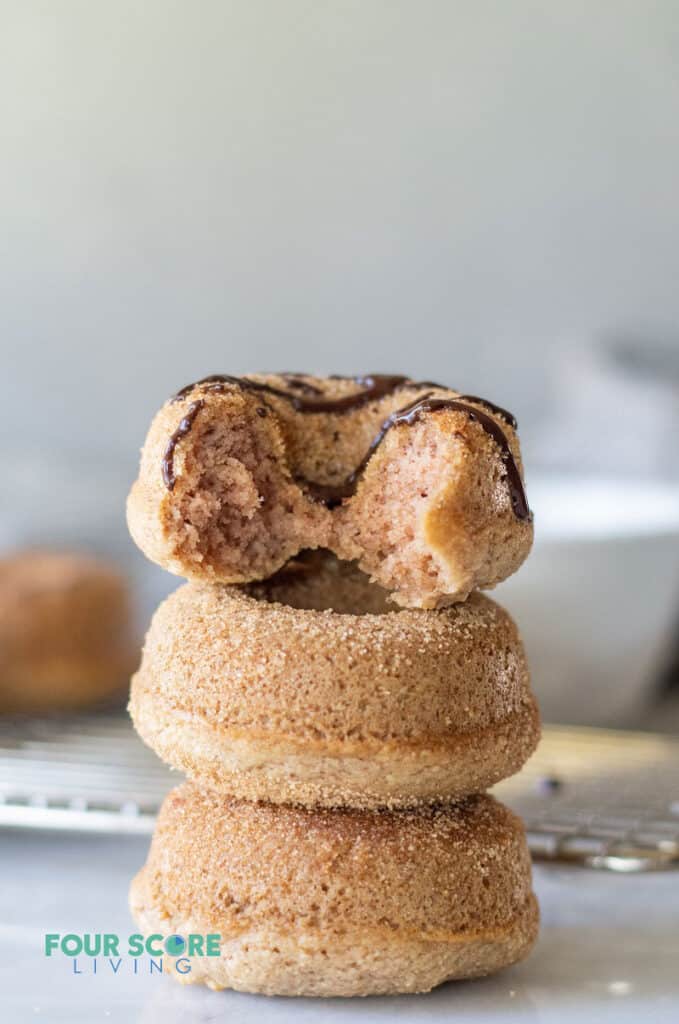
127 373 533 607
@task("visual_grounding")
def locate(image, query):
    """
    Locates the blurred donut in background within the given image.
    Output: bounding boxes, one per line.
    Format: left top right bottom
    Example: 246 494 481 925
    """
0 549 138 713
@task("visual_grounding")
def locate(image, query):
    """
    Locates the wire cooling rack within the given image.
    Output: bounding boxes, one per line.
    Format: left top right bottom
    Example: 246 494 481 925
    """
0 712 168 835
0 713 678 871
495 726 679 871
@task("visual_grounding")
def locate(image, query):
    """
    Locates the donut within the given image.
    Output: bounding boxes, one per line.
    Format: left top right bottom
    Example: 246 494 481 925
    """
127 373 533 608
129 554 540 808
0 549 137 713
130 783 538 997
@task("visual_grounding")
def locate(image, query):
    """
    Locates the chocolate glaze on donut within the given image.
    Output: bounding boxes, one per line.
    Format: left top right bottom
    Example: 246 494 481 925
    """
457 395 518 430
278 373 324 395
171 373 415 413
303 393 530 519
162 400 204 490
164 374 530 520
172 373 518 426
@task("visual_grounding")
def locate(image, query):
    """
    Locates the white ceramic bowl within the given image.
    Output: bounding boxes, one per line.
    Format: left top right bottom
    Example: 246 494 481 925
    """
495 477 679 725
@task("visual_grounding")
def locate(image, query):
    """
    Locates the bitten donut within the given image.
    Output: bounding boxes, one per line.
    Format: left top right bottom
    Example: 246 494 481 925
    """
130 555 540 808
0 549 137 713
130 784 538 997
127 373 533 607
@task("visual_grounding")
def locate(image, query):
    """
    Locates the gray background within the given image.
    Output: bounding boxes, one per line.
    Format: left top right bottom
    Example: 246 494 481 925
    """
2 0 679 467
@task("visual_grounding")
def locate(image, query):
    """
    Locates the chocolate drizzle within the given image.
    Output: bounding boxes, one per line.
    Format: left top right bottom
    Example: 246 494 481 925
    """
162 373 529 521
278 373 324 395
171 373 414 414
162 400 204 490
172 373 518 427
457 395 518 430
303 393 531 519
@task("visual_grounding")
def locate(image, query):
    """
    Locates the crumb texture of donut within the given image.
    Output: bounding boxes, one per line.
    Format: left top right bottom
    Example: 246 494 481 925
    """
129 784 539 997
126 374 533 607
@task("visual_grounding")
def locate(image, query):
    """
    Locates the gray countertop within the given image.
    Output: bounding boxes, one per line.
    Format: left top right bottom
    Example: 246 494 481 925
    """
2 829 678 1024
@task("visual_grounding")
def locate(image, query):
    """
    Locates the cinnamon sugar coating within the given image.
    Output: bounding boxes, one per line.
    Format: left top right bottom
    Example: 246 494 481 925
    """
130 784 538 996
129 556 540 807
127 374 533 607
126 372 541 996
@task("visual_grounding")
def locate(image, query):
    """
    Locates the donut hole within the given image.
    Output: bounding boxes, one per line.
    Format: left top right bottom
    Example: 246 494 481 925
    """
245 551 395 615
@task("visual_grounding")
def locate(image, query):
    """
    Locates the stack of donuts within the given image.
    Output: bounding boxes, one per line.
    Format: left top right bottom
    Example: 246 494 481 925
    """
126 373 540 997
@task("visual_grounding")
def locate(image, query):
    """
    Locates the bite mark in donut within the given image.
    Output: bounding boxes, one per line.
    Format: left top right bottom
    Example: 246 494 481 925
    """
163 374 529 517
127 374 533 607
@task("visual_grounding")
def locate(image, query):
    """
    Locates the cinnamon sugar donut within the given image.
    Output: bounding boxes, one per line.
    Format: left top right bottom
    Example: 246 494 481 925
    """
130 784 538 997
127 374 533 608
0 549 137 712
129 555 539 808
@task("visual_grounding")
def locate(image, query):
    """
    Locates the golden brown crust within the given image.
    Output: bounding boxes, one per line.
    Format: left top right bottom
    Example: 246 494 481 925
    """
127 374 533 607
125 374 540 996
0 549 137 712
129 561 540 806
130 784 538 996
130 694 539 809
